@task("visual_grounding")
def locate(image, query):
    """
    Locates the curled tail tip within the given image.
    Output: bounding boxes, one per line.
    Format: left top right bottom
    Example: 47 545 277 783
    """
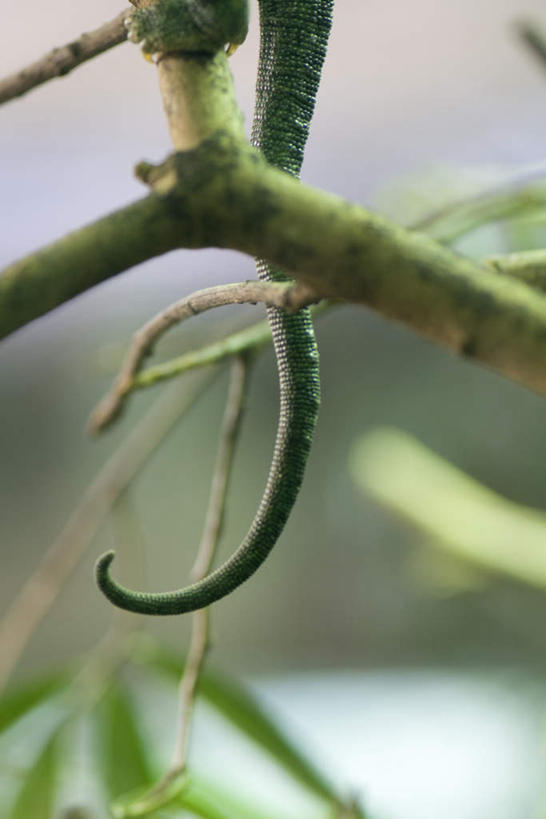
95 550 147 615
95 549 116 589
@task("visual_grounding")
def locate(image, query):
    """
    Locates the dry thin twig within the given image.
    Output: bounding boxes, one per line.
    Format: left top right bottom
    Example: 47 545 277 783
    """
88 280 316 434
174 355 250 768
0 371 216 693
0 11 128 106
123 356 251 815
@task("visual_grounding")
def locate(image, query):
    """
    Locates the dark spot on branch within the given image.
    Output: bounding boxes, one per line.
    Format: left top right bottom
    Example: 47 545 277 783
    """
461 336 477 358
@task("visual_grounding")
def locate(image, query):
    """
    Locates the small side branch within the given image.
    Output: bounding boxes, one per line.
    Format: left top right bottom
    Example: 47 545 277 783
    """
0 12 129 106
133 301 330 390
88 280 315 433
120 356 250 817
134 314 274 389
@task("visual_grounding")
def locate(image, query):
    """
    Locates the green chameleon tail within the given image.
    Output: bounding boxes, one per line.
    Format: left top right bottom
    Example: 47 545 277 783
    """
96 0 333 615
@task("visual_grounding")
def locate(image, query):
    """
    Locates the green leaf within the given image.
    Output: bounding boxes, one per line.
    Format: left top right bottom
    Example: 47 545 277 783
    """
110 772 279 819
350 426 546 589
177 773 277 819
9 722 64 819
137 644 338 806
0 671 69 733
200 676 336 804
93 680 155 801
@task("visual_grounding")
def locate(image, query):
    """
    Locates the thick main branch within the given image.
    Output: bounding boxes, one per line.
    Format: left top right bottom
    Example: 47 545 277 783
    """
4 131 546 395
3 43 546 395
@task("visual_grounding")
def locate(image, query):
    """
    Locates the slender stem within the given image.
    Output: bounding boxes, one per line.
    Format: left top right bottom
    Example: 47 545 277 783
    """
0 371 216 694
0 12 128 106
173 355 250 770
189 355 250 584
88 280 314 433
120 356 251 817
134 315 274 389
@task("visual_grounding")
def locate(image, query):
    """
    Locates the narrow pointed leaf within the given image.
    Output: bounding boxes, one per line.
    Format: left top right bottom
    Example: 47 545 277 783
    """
93 680 155 801
9 721 64 819
200 675 336 804
176 773 279 819
138 645 338 805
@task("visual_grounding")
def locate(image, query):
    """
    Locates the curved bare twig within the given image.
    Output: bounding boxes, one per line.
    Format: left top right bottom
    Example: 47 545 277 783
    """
88 280 316 433
0 11 128 106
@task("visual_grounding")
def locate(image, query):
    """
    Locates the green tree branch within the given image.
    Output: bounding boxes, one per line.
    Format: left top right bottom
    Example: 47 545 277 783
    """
485 249 546 292
4 50 546 402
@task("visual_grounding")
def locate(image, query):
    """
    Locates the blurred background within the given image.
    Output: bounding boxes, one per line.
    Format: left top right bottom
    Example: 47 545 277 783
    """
2 1 546 817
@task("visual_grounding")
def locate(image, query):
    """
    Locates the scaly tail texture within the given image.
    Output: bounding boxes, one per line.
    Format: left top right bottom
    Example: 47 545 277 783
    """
95 0 333 614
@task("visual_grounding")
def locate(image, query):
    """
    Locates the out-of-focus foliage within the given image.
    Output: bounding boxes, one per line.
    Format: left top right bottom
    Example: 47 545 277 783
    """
351 426 546 590
0 639 367 819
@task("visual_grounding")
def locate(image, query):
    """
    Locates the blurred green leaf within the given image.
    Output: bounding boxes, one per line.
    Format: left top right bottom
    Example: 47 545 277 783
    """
177 773 281 819
111 771 280 819
199 676 336 805
2 656 369 818
8 721 64 819
179 775 368 819
0 671 69 733
350 426 546 589
93 680 155 801
136 644 339 806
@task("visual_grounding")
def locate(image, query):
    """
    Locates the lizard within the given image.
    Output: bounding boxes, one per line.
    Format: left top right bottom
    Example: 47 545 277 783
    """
95 0 334 614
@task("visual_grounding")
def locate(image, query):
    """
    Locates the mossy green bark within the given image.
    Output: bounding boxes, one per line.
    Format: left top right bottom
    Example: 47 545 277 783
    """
0 196 181 339
3 132 546 395
485 250 546 293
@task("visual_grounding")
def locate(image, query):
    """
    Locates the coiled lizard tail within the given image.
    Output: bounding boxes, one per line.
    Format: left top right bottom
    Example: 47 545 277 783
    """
252 0 334 179
96 0 333 615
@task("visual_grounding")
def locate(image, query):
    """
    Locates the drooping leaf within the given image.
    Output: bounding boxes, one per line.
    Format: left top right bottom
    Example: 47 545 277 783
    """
136 644 339 806
0 670 70 733
199 675 336 805
92 679 155 801
350 426 546 589
8 720 64 819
